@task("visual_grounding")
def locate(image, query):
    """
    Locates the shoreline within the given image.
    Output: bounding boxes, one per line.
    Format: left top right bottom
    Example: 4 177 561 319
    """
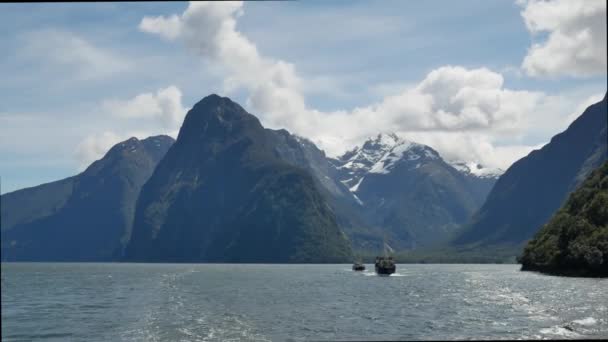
520 263 608 278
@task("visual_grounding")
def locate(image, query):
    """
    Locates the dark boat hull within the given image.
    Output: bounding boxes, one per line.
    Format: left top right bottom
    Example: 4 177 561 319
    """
352 264 365 271
375 265 395 275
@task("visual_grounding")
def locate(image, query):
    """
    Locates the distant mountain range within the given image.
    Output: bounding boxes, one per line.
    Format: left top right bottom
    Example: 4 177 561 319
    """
453 93 607 248
2 93 605 263
1 136 174 261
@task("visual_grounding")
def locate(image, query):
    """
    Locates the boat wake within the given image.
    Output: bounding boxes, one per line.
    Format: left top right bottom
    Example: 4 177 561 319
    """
360 271 406 277
539 325 581 338
572 317 598 326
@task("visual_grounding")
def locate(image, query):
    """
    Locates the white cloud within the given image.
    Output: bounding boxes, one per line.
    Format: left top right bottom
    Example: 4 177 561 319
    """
102 85 187 130
564 92 606 126
139 14 182 40
256 66 545 162
21 29 131 80
75 131 123 169
71 86 187 169
138 1 307 128
403 131 546 171
137 1 603 170
74 129 167 170
519 0 607 77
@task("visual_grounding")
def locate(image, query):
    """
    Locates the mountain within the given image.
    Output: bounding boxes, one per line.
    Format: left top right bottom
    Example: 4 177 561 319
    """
448 161 503 180
330 133 402 192
266 130 376 250
1 135 174 261
454 94 608 247
330 133 502 191
331 133 497 249
447 161 503 211
519 161 608 277
123 94 352 263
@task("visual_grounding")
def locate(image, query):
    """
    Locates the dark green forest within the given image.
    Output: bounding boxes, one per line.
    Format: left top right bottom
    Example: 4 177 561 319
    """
519 161 608 277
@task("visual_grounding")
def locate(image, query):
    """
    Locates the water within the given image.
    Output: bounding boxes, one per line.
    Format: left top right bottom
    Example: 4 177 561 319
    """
2 263 607 341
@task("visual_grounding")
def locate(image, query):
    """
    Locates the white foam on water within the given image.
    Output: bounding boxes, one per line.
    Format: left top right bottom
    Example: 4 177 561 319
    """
177 327 197 338
360 271 405 277
472 280 556 322
572 317 597 326
539 325 581 338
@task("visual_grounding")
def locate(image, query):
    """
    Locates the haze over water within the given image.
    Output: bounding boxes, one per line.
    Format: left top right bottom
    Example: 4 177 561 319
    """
2 263 607 341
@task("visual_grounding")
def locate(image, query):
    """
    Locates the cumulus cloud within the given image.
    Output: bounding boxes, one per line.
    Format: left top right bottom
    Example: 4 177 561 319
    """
74 128 167 170
102 85 187 130
71 86 187 169
138 1 307 126
137 1 602 170
75 131 123 169
519 0 607 77
21 29 131 80
403 131 546 171
253 66 546 161
564 92 606 126
139 14 182 40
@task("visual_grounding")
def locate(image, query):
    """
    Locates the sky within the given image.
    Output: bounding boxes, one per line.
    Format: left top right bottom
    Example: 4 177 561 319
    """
1 0 606 194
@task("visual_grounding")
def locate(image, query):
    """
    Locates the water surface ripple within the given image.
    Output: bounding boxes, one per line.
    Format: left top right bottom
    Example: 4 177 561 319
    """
2 263 607 341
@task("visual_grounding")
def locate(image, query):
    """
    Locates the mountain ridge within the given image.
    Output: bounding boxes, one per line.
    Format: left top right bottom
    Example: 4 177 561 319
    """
454 93 608 247
1 135 174 261
519 160 608 277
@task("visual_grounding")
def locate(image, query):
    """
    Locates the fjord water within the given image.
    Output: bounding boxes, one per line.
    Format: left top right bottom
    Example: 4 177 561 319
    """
2 263 607 341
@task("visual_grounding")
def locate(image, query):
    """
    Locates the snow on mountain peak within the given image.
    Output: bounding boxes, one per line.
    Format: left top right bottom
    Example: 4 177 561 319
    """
374 132 401 146
449 160 504 179
334 132 441 190
368 139 439 174
335 133 398 172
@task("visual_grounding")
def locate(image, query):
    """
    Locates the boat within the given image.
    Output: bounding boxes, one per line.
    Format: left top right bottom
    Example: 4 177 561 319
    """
375 240 396 275
374 256 396 275
352 262 365 271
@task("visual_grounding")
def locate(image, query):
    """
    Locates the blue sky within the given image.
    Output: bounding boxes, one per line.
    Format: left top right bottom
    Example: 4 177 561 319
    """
1 1 606 193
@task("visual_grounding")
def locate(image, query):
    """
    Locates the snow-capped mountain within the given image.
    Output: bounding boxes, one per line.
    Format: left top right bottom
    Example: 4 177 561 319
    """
368 140 440 175
327 132 499 249
449 161 504 179
330 133 441 192
329 133 399 190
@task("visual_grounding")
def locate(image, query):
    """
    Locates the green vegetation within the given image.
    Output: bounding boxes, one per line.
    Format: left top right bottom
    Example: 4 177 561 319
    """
519 161 608 277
